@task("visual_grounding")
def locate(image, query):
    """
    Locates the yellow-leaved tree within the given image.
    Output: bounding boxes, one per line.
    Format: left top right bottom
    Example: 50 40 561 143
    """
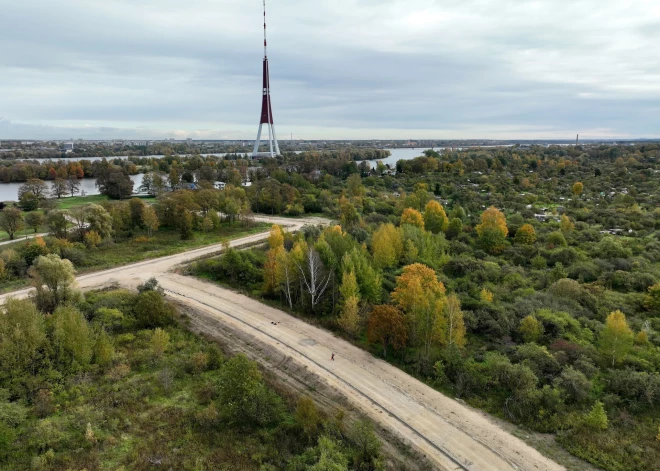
599 310 634 366
423 200 449 234
371 223 403 269
400 208 425 230
391 263 446 368
442 295 466 349
515 224 537 245
338 270 361 337
476 206 508 254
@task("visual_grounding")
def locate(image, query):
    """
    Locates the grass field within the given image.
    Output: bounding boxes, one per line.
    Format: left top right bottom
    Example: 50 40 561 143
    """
54 194 156 210
0 222 270 293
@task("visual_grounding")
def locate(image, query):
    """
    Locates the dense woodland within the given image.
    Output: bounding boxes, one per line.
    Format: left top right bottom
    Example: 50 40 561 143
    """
0 278 386 470
188 143 660 471
1 143 660 470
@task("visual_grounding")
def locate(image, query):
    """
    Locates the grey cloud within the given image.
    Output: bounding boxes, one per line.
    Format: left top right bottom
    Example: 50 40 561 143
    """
0 0 658 139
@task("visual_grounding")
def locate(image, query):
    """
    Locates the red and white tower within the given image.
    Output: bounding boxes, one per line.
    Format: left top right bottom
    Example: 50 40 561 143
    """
253 0 280 158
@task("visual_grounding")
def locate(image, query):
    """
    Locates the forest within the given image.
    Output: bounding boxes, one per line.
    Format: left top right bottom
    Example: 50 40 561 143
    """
0 276 387 470
1 143 660 470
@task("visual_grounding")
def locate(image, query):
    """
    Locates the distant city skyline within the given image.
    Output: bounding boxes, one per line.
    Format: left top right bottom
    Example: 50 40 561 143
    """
1 0 659 140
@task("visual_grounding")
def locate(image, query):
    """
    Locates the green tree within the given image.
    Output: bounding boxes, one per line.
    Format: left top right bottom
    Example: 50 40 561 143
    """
151 328 170 357
128 198 145 227
93 330 115 367
310 436 349 471
29 254 78 311
295 396 322 440
583 401 608 431
0 207 25 241
350 419 382 471
644 283 660 315
25 212 45 233
141 204 160 237
423 200 449 234
86 204 114 240
599 310 634 366
0 298 47 386
51 305 94 368
134 291 175 328
46 210 69 239
446 218 463 240
519 315 544 343
443 294 466 349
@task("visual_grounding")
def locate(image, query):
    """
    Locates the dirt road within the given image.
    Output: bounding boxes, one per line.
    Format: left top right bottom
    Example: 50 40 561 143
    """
0 215 565 471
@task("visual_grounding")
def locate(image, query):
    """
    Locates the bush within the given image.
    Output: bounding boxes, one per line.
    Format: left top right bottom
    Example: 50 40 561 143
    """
134 291 175 328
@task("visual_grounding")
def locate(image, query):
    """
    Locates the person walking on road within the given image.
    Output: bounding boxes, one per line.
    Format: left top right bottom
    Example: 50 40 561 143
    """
331 353 335 361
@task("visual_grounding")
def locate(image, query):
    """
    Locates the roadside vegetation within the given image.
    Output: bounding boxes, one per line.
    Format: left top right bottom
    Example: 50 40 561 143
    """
187 143 660 471
0 276 386 470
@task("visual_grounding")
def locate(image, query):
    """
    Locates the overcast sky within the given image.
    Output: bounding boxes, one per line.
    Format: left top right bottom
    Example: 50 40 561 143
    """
1 0 659 140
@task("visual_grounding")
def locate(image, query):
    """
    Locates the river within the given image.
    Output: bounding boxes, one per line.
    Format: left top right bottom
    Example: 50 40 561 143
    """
0 148 431 201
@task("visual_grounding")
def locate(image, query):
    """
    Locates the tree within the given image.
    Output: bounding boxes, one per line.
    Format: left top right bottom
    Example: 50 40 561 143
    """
350 419 382 471
371 223 403 269
178 209 194 240
66 176 80 197
367 305 407 356
560 215 574 233
128 198 145 227
19 192 39 211
295 396 322 440
141 204 160 237
572 182 584 197
446 217 463 240
338 270 360 337
310 436 349 471
515 223 537 245
0 298 47 385
519 315 543 343
51 179 67 199
599 310 634 366
93 330 115 367
400 208 424 229
268 225 285 249
476 206 508 254
644 283 660 315
391 263 446 366
443 295 466 349
86 204 113 240
25 212 45 233
46 210 69 239
583 401 608 431
18 179 47 200
423 200 449 234
84 230 102 248
151 328 170 357
97 169 133 199
134 291 175 328
480 288 494 303
297 248 332 310
51 305 94 368
0 207 24 240
29 254 78 311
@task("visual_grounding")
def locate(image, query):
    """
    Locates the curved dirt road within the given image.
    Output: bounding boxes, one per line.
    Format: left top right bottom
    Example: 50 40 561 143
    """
0 215 565 471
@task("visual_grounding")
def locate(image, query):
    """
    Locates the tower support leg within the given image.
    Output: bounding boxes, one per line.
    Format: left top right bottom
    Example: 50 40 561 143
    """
253 123 264 156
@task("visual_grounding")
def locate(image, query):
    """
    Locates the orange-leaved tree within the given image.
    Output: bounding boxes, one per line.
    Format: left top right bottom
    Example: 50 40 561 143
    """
367 305 408 357
391 263 446 368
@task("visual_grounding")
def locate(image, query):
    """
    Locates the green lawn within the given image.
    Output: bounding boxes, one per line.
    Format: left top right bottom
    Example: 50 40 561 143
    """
0 222 270 293
76 223 270 273
54 194 156 210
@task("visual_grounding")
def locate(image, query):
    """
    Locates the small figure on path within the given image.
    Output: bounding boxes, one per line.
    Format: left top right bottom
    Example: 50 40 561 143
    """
331 353 335 361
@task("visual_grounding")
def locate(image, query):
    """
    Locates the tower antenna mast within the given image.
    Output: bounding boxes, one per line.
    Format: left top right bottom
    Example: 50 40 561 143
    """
253 0 280 158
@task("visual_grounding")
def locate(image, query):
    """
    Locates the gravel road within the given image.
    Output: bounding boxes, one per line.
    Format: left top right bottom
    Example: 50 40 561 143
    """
0 215 565 471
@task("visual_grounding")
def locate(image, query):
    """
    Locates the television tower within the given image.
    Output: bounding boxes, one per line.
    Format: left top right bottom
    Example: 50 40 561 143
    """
252 0 280 158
